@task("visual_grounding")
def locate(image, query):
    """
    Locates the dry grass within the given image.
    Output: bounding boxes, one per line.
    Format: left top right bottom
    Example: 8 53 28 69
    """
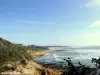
16 61 60 75
0 50 60 75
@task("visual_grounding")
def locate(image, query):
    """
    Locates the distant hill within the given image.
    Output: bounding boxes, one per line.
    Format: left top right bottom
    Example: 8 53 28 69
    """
82 46 100 49
45 46 70 47
72 46 100 49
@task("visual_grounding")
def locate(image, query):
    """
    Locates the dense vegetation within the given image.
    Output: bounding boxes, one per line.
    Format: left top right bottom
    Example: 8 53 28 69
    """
0 37 47 65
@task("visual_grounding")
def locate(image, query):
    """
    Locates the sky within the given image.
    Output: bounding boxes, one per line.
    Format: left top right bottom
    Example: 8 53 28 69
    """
0 0 100 46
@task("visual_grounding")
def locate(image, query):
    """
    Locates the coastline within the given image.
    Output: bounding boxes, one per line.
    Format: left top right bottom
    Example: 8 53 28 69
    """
19 50 61 75
0 50 60 75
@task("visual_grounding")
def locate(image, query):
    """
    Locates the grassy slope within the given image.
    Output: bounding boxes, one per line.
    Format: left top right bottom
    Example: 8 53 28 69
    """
0 37 60 75
0 37 32 65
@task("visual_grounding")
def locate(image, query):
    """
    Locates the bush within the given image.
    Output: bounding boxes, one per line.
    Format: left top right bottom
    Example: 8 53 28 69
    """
0 37 46 66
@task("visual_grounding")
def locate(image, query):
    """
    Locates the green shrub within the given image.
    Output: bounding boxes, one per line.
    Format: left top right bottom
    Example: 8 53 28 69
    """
0 37 47 66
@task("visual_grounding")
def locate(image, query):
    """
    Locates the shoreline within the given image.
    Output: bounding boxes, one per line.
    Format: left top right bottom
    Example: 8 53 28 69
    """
25 50 61 75
0 50 60 75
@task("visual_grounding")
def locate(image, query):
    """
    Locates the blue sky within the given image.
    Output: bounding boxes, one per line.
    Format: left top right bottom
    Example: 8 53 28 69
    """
0 0 100 46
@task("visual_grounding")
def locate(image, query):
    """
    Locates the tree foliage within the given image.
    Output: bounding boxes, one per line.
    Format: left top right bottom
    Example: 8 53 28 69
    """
61 57 100 75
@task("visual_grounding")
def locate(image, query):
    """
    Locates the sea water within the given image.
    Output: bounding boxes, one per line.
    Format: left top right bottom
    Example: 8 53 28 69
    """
34 49 100 68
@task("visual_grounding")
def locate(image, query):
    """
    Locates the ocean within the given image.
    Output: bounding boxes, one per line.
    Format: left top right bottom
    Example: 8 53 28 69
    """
34 48 100 68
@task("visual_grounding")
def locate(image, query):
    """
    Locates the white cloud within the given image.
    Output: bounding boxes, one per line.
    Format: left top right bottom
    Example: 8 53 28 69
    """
54 20 100 46
85 0 100 8
51 20 100 46
89 20 100 28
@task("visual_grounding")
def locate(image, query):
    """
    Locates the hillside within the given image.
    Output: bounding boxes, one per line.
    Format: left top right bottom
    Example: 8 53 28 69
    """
0 37 47 65
0 37 60 75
